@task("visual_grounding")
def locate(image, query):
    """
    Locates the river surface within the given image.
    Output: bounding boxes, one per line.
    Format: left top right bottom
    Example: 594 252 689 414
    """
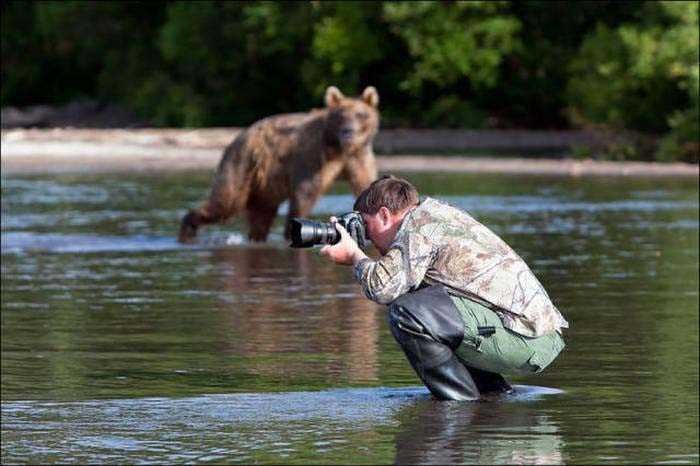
1 170 698 464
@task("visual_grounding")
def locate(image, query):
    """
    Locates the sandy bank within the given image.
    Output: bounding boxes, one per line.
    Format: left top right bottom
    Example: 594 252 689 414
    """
1 128 697 177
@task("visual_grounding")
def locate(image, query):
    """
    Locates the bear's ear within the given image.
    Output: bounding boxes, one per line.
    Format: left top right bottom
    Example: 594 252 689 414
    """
325 86 344 107
362 86 379 108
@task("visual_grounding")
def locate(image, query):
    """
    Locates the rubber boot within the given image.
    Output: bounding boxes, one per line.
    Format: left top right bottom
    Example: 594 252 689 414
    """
464 365 513 395
389 305 480 401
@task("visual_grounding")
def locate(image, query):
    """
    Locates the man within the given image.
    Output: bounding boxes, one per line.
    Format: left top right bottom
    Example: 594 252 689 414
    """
321 175 568 401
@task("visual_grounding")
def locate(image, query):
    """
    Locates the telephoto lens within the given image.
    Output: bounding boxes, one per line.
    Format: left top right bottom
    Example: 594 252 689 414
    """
289 211 367 249
289 218 339 248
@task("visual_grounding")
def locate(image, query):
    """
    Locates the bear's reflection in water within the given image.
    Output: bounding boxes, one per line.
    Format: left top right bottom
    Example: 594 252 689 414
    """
209 245 383 385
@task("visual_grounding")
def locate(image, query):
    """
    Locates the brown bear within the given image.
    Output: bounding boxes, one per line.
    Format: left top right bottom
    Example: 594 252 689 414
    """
178 86 380 243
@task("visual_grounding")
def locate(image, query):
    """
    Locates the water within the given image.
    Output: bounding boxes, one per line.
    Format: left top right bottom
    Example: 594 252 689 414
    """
1 171 698 464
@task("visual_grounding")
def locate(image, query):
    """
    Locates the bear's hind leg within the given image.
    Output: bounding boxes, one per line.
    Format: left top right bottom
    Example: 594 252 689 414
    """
179 208 207 243
247 204 279 242
179 175 250 243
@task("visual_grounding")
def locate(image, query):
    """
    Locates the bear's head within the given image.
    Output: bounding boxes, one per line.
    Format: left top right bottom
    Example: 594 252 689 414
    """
323 86 380 152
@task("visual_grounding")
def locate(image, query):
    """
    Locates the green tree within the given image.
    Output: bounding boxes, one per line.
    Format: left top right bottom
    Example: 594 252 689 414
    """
150 1 317 126
34 1 165 104
491 1 642 128
379 1 520 128
566 1 699 160
1 0 697 160
383 1 520 93
1 2 44 106
306 1 385 96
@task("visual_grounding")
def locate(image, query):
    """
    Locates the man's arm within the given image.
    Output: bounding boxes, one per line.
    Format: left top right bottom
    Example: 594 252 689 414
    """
353 247 414 304
322 222 433 304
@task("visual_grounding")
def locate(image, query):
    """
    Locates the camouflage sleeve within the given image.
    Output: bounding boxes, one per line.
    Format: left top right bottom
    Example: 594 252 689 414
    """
353 231 435 304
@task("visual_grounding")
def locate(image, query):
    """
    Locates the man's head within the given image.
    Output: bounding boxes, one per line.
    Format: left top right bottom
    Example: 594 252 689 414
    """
353 175 419 253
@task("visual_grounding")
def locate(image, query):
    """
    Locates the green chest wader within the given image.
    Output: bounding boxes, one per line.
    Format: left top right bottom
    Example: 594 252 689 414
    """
388 285 512 401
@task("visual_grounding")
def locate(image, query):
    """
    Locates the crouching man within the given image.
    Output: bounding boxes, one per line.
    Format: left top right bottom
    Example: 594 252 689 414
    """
321 175 569 401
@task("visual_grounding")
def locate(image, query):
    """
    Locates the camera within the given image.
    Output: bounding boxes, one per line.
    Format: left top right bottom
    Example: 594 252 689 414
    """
289 211 368 249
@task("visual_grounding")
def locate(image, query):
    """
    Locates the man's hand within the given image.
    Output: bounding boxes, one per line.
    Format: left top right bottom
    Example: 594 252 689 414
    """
320 217 368 266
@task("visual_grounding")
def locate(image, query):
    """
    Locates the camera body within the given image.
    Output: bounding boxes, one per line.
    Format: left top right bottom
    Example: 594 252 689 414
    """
289 211 368 249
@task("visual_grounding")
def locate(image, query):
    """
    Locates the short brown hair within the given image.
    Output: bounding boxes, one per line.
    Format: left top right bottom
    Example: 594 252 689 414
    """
353 175 419 215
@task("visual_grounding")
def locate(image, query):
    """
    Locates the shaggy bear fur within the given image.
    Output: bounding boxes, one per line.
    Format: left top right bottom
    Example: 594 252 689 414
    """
179 86 379 243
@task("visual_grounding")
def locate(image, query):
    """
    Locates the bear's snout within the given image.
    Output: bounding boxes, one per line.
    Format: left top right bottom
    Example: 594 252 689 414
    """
339 127 355 142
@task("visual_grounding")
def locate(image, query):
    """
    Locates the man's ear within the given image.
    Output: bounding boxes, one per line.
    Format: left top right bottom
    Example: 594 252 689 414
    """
378 206 392 225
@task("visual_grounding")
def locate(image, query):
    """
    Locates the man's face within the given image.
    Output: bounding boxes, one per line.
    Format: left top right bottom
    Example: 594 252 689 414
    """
361 207 402 254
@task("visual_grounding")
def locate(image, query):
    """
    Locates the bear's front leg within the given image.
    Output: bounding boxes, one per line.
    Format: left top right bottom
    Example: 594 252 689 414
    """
344 151 378 196
285 184 321 239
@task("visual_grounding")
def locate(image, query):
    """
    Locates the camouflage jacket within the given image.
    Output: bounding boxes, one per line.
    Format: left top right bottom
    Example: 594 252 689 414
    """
354 197 569 337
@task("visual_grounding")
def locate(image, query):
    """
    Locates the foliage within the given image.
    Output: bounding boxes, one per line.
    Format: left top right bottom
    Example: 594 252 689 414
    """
308 1 385 95
1 0 697 161
382 1 520 93
152 1 317 125
566 1 699 161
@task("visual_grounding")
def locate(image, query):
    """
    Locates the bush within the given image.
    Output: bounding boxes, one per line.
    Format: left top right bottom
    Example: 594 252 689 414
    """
566 1 699 160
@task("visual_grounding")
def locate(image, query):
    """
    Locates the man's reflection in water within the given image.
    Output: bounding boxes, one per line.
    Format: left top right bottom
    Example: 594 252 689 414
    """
393 396 563 465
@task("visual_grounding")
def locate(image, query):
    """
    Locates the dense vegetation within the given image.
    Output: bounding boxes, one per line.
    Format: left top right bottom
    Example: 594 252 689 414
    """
1 1 697 161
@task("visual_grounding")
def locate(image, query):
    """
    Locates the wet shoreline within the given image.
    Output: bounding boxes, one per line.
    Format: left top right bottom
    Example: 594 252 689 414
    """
2 128 697 177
